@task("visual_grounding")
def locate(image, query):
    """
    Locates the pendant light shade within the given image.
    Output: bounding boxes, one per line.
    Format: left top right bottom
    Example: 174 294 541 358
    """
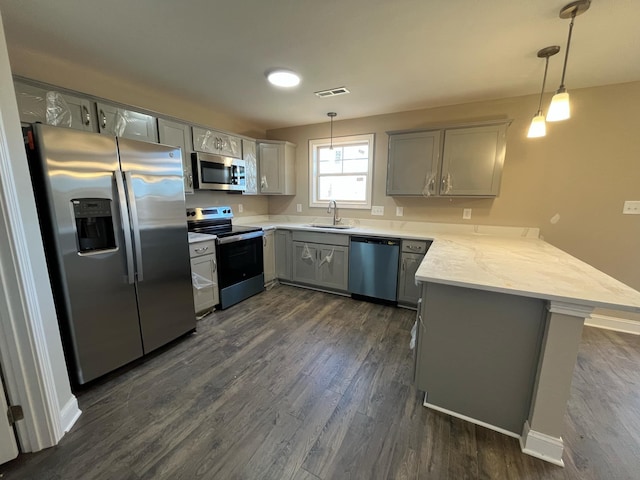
547 0 590 122
527 45 560 139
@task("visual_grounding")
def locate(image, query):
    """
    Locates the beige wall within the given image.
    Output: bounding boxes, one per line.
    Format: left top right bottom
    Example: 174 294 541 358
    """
267 82 640 291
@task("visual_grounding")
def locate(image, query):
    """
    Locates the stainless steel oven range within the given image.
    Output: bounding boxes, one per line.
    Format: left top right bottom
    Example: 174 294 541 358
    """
187 206 264 309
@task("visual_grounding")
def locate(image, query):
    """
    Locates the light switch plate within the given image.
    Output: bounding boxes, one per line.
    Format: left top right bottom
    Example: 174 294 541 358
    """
396 206 404 217
371 206 384 216
238 203 244 213
463 208 472 220
623 200 640 214
296 203 302 212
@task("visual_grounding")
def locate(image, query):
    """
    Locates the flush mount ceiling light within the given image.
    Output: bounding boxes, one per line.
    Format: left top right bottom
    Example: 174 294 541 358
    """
547 0 591 122
327 112 337 149
266 69 301 88
527 46 560 138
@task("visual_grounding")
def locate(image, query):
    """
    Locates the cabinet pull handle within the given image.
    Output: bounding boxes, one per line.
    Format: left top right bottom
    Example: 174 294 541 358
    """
263 237 267 247
195 246 209 253
82 105 91 126
212 260 217 273
100 109 106 129
402 259 406 271
188 174 193 188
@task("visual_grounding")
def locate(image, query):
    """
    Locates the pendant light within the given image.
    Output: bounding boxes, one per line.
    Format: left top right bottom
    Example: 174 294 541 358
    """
327 112 337 149
527 46 560 138
547 0 591 122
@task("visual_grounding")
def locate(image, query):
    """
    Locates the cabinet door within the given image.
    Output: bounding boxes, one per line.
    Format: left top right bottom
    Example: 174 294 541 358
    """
398 252 425 306
275 230 292 281
96 102 158 142
242 139 259 195
263 231 276 284
191 254 218 313
258 142 282 193
220 134 242 158
292 241 319 285
158 118 194 194
387 131 441 196
14 82 95 131
440 124 507 197
192 127 241 157
317 245 349 292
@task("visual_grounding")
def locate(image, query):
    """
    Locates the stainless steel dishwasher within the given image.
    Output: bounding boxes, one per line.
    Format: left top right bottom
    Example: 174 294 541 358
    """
348 236 400 303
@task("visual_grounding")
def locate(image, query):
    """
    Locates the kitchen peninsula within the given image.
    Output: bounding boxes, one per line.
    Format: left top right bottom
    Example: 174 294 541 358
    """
237 217 640 466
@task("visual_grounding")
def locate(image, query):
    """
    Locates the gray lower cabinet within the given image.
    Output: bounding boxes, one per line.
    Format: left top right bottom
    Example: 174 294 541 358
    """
414 282 546 435
263 230 276 285
292 235 349 292
14 81 95 132
387 121 508 197
398 239 431 307
275 230 293 281
189 240 218 314
158 118 194 194
96 102 158 143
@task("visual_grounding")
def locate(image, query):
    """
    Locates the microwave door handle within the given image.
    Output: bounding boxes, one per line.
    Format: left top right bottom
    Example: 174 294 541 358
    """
123 171 144 282
114 171 135 284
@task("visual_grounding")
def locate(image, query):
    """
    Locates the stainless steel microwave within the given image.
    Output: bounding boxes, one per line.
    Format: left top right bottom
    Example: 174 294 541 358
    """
192 152 246 191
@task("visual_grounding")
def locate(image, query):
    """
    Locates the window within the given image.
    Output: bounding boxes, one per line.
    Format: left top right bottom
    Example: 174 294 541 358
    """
309 134 375 209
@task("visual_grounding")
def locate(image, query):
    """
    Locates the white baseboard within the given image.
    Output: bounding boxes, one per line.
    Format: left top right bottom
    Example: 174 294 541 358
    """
519 420 564 467
59 396 81 434
422 394 520 439
585 314 640 335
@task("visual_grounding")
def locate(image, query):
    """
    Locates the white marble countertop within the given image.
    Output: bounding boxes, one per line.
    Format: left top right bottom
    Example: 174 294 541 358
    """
236 216 640 313
188 232 216 244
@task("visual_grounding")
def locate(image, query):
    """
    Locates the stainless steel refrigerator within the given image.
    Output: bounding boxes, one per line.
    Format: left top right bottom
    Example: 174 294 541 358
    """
29 124 196 385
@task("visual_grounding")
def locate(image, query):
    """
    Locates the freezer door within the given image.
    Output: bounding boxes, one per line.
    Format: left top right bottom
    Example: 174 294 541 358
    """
117 137 196 353
34 125 143 384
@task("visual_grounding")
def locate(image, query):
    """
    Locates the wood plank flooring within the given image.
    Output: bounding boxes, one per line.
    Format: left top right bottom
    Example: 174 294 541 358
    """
2 285 639 479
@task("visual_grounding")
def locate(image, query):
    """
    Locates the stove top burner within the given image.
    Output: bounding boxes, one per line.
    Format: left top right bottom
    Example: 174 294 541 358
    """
186 205 262 238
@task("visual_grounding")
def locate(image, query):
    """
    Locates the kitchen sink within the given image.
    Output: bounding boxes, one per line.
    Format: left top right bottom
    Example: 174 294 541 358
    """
306 224 354 230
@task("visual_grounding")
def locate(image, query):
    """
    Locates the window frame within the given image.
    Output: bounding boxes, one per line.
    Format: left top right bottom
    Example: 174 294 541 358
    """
308 133 375 209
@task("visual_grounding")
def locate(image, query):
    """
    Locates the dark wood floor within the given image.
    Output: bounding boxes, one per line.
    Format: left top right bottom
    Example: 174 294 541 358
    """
2 285 639 479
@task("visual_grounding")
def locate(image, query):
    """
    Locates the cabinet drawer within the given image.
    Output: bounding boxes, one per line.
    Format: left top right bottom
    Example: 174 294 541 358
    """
292 231 349 246
189 240 216 258
402 239 430 254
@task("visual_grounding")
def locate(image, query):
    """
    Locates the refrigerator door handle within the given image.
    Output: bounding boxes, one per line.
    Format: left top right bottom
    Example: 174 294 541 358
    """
124 171 144 282
114 171 135 284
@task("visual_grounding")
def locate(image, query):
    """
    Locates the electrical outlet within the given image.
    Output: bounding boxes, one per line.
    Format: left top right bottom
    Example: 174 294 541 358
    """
296 203 302 212
238 203 244 213
623 200 640 215
396 206 404 217
463 208 472 220
371 206 384 216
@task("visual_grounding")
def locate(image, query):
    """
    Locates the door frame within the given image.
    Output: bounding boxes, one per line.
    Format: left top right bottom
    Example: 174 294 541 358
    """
0 13 80 452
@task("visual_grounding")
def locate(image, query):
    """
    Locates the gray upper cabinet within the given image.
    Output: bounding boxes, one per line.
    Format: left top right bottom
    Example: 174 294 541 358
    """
387 131 441 196
387 122 509 197
158 118 194 195
440 124 507 197
258 140 296 195
242 139 259 195
96 102 158 143
14 81 96 132
192 127 242 158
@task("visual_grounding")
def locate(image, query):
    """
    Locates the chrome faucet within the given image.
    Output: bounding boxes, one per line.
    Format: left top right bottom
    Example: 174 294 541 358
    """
327 200 341 225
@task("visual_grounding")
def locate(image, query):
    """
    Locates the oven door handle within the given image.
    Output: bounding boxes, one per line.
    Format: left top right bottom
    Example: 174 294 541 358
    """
217 231 264 245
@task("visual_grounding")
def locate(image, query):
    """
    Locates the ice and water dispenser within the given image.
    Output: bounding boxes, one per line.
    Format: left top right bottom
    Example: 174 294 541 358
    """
72 198 116 253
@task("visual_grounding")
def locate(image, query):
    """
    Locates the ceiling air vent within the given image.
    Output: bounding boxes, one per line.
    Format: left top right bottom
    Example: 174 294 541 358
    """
314 87 350 98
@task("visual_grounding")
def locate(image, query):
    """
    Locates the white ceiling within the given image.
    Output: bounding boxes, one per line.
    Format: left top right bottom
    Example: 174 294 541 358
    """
1 0 639 130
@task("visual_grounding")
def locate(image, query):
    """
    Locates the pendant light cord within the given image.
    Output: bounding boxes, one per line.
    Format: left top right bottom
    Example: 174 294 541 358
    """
536 56 551 114
330 115 333 149
558 10 577 90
